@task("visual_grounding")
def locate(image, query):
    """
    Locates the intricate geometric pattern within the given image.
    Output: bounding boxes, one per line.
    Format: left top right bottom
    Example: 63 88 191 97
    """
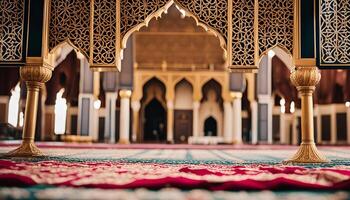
258 0 294 55
1 159 350 190
320 0 350 65
120 0 168 38
0 0 25 62
176 0 228 43
49 0 90 57
231 0 255 66
92 0 117 64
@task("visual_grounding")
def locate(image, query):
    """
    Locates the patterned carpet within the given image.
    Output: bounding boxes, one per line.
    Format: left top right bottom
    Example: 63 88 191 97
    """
0 142 350 200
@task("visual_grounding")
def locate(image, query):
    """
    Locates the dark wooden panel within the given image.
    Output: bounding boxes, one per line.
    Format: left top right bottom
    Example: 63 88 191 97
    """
272 115 280 142
321 115 331 141
98 117 105 142
174 110 192 144
336 113 347 141
0 104 6 123
70 115 78 135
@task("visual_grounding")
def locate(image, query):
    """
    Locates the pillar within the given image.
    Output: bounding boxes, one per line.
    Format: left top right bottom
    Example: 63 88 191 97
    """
77 94 94 137
192 101 200 137
167 100 174 143
131 100 140 142
231 92 242 144
223 101 233 143
284 67 328 163
105 92 118 143
251 100 258 144
119 90 132 144
347 105 350 144
7 65 52 157
280 112 288 144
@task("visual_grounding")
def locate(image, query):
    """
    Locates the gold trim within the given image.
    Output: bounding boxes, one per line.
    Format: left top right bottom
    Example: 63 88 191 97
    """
254 0 259 66
227 0 233 67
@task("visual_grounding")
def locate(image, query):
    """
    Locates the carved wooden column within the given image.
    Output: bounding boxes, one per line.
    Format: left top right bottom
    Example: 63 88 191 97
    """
284 67 328 163
7 65 52 157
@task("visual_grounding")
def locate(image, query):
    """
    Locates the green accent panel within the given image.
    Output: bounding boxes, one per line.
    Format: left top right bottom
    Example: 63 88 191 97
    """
27 0 44 57
300 0 315 58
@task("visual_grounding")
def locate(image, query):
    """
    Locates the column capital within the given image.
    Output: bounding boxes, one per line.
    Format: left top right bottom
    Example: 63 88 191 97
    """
290 67 320 94
119 89 132 98
20 65 52 88
230 92 243 99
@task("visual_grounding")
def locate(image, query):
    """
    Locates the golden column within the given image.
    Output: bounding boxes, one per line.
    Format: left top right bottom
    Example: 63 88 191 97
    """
284 67 328 163
7 65 52 157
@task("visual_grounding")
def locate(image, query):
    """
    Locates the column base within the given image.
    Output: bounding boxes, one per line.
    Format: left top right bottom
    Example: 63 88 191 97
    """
232 140 242 145
118 139 130 144
283 142 329 164
5 141 44 157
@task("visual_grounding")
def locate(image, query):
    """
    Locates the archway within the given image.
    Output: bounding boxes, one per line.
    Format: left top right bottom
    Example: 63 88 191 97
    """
204 116 217 136
140 77 167 143
174 79 193 143
144 98 167 142
199 79 223 137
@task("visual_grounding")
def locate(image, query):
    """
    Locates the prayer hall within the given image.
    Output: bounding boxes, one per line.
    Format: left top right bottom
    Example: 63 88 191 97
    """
0 0 350 199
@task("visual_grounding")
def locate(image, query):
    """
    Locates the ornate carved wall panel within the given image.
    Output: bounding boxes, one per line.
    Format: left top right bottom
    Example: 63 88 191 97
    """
91 0 117 65
320 0 350 65
175 0 228 43
120 0 169 38
0 0 25 62
49 0 90 57
231 0 255 66
135 33 225 71
258 0 294 55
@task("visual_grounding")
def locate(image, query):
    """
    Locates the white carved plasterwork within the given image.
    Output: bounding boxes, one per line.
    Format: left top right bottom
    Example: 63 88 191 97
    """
0 0 25 62
231 0 255 66
49 0 90 57
258 0 294 56
320 0 350 65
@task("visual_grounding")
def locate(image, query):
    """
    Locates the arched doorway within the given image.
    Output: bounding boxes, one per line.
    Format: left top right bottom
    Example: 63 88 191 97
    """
140 77 167 143
144 98 167 142
174 79 193 143
199 79 223 137
204 116 217 136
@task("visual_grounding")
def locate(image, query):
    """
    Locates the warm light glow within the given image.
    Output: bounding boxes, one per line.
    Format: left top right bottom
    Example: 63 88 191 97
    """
290 101 295 113
280 98 286 113
268 50 276 58
7 83 20 127
346 101 350 108
19 112 24 127
94 99 101 110
54 89 67 135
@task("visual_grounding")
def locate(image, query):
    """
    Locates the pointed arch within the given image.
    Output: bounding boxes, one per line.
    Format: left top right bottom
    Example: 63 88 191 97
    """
49 39 89 69
121 0 227 60
258 45 294 71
